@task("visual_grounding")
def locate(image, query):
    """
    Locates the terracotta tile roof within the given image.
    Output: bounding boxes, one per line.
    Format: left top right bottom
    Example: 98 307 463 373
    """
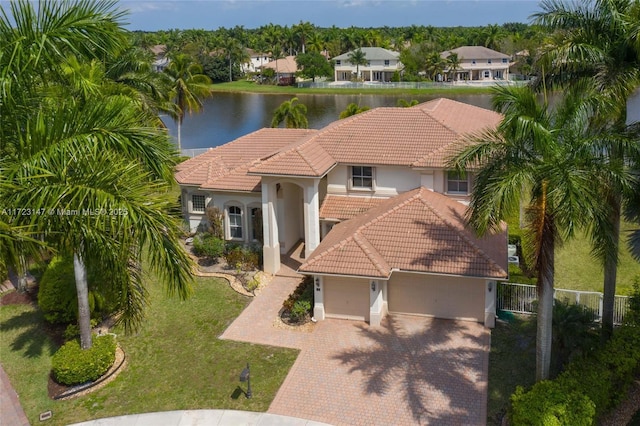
300 187 508 280
260 56 298 73
319 195 387 221
175 128 317 191
441 46 511 60
249 98 501 177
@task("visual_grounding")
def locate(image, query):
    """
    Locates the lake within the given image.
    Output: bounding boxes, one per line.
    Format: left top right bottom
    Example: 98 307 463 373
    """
162 91 494 151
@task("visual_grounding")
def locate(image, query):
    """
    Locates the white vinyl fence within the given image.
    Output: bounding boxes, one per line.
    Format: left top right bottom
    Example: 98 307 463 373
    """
180 148 210 158
498 282 630 325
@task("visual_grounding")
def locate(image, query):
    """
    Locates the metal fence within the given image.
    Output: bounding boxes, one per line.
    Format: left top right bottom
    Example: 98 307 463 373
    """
298 80 526 90
180 148 210 158
497 282 630 325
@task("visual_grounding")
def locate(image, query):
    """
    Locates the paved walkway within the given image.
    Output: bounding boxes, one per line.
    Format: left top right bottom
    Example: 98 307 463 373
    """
0 364 30 426
220 266 490 426
69 410 332 425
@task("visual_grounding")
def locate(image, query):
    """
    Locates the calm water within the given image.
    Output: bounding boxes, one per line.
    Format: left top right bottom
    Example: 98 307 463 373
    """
163 92 495 150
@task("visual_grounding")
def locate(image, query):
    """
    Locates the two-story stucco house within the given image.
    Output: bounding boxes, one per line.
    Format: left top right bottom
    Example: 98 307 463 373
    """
176 98 508 329
333 47 402 82
241 48 271 74
441 46 512 81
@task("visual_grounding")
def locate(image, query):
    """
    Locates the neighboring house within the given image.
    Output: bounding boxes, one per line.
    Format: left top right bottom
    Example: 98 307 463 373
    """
176 98 508 329
333 47 402 82
242 49 272 73
441 46 512 81
150 44 169 72
259 55 298 85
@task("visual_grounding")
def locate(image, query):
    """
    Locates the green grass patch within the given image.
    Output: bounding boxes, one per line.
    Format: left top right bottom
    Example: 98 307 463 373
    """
487 315 536 425
0 276 298 426
212 80 493 96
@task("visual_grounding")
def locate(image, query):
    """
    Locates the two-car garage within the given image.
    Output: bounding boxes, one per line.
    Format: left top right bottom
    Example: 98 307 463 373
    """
321 272 486 324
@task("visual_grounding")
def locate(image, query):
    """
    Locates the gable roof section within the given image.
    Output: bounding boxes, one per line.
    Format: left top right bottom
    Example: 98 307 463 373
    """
300 187 508 280
260 56 298 73
333 47 400 61
441 46 510 60
175 128 317 191
249 98 501 177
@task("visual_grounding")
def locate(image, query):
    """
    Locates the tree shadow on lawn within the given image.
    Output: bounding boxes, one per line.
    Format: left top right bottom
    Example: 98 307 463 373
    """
332 316 488 425
0 309 57 359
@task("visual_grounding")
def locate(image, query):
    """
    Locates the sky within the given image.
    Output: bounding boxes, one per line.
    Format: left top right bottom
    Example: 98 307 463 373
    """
120 0 541 31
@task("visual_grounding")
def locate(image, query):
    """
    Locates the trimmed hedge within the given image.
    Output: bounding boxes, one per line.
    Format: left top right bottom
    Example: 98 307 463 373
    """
192 234 225 259
510 325 640 425
51 334 117 386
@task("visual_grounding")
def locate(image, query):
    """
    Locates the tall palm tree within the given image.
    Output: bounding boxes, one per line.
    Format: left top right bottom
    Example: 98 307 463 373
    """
1 0 194 350
450 85 604 380
347 48 368 80
293 21 315 54
163 54 213 151
446 52 462 81
271 97 308 128
533 0 640 340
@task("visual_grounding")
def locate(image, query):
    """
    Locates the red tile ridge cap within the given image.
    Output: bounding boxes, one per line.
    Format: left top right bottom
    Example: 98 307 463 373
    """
351 232 391 277
416 192 507 277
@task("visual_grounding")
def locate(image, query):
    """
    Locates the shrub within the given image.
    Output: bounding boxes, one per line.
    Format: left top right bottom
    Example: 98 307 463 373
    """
192 234 225 259
51 334 116 385
204 207 224 239
223 244 261 271
510 325 640 424
63 320 99 341
290 300 311 322
625 277 640 326
38 256 112 325
245 277 259 294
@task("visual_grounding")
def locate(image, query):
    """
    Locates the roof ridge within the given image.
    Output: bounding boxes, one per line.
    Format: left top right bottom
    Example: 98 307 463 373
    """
352 232 390 277
296 142 334 175
352 189 421 233
416 192 506 276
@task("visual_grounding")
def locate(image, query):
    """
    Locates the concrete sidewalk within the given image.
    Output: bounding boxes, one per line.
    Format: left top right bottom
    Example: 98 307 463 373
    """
0 365 30 426
69 410 333 425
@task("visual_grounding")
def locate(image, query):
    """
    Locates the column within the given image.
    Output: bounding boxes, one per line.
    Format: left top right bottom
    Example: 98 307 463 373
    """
484 280 496 328
262 180 280 274
369 280 383 326
303 179 320 259
313 275 325 320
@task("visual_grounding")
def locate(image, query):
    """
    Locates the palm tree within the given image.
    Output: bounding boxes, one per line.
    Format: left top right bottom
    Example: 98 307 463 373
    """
293 21 315 54
339 103 370 119
397 99 419 107
450 85 604 380
221 37 250 82
1 0 194 350
271 97 308 128
446 52 462 81
533 0 640 340
164 54 213 151
347 48 368 80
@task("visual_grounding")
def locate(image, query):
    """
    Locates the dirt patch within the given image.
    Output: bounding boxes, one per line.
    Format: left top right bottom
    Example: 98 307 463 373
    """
0 290 35 306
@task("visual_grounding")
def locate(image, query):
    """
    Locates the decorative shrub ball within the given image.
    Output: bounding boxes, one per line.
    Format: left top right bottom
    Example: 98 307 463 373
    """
51 334 116 386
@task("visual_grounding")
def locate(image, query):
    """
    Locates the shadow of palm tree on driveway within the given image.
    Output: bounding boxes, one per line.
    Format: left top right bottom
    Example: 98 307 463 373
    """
331 315 488 425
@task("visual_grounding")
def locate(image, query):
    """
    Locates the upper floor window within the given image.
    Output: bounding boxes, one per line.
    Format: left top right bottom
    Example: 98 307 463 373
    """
228 206 243 239
351 166 374 190
192 194 206 213
384 60 390 66
487 59 492 64
336 60 341 65
447 171 468 194
502 58 508 63
471 59 476 65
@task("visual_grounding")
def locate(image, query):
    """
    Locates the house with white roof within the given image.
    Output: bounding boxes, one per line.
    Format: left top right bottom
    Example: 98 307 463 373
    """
441 46 512 81
332 47 402 82
176 98 508 329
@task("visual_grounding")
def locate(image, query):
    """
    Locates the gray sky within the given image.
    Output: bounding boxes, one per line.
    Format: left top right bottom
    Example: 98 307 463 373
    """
120 0 540 31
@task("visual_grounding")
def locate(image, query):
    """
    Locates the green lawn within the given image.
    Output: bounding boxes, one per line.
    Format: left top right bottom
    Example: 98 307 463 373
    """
507 217 640 296
211 80 493 96
0 276 298 426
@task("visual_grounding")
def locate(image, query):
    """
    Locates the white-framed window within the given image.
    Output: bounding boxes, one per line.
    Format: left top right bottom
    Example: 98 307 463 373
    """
487 59 492 64
228 206 243 239
502 58 508 63
384 60 390 66
484 70 491 78
447 171 469 194
192 194 206 213
472 59 476 65
336 60 341 65
351 166 374 190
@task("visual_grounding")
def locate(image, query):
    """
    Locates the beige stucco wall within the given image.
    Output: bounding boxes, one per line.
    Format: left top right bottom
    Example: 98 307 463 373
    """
326 165 421 196
387 272 485 322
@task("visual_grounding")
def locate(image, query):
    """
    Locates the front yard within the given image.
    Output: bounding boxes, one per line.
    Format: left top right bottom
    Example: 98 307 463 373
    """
0 276 298 426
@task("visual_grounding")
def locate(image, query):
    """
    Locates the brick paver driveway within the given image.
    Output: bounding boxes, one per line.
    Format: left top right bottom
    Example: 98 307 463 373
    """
221 273 490 426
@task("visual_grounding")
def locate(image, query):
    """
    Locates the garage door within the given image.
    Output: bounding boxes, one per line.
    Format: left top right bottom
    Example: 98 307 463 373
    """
388 273 484 322
324 277 369 321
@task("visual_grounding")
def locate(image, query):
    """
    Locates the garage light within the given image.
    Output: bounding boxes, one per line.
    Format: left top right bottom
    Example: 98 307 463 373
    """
371 282 376 292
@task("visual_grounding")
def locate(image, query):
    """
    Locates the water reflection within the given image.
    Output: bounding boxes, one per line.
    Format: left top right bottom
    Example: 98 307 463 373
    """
163 91 494 150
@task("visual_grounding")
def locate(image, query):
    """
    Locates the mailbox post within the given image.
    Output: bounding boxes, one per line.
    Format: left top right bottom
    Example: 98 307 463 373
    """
239 363 252 398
